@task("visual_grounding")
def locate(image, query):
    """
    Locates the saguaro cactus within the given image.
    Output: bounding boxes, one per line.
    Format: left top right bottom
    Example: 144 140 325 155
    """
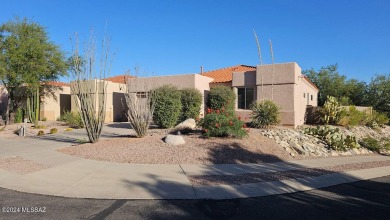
27 88 40 127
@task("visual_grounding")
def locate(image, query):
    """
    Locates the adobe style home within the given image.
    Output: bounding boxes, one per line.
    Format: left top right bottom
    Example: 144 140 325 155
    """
0 62 318 127
127 62 319 127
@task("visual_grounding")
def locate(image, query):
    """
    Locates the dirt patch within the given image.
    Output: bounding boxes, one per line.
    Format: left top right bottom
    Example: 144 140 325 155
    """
58 129 295 164
0 156 48 174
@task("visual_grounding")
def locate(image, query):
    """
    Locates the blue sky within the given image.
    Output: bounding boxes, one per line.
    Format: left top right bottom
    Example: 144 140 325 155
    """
1 0 389 82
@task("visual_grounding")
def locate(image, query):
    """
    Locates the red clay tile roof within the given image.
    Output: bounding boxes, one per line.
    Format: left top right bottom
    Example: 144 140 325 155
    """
303 76 319 91
44 81 69 87
201 65 256 83
105 75 137 84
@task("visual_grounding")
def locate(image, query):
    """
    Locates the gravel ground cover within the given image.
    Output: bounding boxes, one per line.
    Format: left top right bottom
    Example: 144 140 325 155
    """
0 156 48 174
188 160 390 185
0 121 70 138
57 130 295 164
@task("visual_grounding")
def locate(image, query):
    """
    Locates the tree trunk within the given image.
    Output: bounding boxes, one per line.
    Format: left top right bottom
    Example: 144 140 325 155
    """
6 92 14 125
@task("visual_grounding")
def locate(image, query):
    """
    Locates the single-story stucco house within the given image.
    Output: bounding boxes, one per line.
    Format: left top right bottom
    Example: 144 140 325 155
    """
0 62 319 127
127 62 319 127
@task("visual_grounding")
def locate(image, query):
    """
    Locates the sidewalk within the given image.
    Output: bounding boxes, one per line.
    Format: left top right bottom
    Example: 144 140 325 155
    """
1 133 390 200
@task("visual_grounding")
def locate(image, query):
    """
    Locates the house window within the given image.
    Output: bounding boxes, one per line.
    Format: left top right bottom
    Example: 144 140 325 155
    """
311 95 313 101
237 87 254 109
136 92 147 98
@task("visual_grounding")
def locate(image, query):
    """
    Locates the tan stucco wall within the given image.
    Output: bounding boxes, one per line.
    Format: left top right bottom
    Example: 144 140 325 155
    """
232 71 257 87
232 62 319 127
40 86 71 121
70 80 126 123
295 75 319 126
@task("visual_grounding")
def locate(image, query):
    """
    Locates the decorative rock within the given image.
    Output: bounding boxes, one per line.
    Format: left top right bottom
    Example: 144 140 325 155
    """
164 135 185 145
340 151 352 156
288 141 305 154
361 148 369 154
174 119 196 131
352 148 361 155
260 125 390 158
279 141 289 148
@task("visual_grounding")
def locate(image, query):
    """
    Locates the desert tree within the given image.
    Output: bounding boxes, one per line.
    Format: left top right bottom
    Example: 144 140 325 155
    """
69 32 112 143
0 17 67 124
124 69 157 137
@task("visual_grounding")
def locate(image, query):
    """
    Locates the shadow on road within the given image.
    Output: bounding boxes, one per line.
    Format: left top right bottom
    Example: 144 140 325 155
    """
1 177 390 219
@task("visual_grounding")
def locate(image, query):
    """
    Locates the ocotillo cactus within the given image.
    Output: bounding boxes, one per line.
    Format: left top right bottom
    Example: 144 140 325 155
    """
27 88 40 127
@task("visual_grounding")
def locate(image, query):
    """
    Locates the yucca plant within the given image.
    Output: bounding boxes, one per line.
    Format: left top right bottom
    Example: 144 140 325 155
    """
250 100 281 128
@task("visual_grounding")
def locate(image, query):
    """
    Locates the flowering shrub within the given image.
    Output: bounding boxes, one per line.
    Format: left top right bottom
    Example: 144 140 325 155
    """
200 108 248 138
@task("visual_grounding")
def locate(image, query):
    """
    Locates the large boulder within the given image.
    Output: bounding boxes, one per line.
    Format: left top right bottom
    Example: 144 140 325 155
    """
164 134 185 145
174 118 196 131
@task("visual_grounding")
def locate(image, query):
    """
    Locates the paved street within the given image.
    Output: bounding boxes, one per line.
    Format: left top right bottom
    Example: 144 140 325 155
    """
0 175 389 220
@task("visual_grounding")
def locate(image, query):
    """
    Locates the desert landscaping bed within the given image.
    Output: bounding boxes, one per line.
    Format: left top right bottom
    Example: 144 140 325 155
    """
58 130 296 164
188 160 390 185
57 128 380 165
0 121 70 138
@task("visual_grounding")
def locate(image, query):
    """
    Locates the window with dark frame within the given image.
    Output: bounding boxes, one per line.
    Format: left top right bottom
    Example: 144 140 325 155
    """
237 87 254 109
311 95 313 101
136 92 147 98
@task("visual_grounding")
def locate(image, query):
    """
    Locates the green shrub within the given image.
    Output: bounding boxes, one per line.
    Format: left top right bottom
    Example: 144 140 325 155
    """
34 125 46 129
60 111 84 128
153 85 182 128
303 126 359 151
200 109 248 138
37 130 44 136
49 128 58 134
360 137 390 153
250 100 281 128
180 88 203 121
14 108 24 123
366 110 389 128
207 86 236 113
360 137 381 152
339 96 352 106
42 117 47 121
338 106 367 127
320 96 343 125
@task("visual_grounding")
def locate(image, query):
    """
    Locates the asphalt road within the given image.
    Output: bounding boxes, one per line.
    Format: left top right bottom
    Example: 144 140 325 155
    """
1 176 390 220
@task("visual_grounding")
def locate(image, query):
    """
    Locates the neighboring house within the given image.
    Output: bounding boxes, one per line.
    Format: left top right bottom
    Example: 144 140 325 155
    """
40 81 71 121
0 62 319 127
126 74 214 118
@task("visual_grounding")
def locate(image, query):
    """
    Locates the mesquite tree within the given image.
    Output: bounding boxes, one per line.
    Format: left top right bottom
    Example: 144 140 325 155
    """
124 71 157 137
0 18 67 124
69 33 112 143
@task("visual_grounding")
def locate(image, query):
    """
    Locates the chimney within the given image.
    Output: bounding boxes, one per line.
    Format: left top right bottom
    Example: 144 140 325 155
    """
200 66 204 75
